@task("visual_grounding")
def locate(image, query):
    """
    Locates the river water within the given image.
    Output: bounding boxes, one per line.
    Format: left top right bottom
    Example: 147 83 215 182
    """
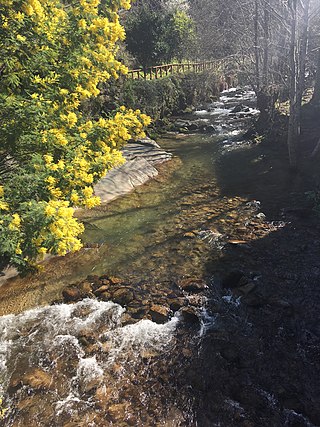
0 89 267 426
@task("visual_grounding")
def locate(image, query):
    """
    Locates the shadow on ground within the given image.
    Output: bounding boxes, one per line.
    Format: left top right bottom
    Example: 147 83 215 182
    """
189 141 320 426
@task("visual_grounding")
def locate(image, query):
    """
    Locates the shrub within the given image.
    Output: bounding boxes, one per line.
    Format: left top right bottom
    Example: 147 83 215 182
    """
0 0 150 272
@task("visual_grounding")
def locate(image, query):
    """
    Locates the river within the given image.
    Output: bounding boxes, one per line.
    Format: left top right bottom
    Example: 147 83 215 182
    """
2 89 313 426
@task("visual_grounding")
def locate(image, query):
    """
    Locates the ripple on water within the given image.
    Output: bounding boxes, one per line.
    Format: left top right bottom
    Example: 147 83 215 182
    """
0 298 187 426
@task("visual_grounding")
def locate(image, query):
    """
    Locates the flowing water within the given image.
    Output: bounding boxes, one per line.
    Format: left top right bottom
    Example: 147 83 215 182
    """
0 89 264 426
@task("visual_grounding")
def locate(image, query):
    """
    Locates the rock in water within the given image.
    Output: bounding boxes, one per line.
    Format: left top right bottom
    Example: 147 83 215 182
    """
149 305 170 324
112 287 134 305
179 307 199 325
94 138 172 204
22 368 54 390
222 271 247 289
62 286 81 302
178 278 207 293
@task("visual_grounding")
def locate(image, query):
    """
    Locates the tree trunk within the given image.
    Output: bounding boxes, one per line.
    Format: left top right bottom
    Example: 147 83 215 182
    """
296 0 310 116
287 0 298 169
262 5 270 88
311 49 320 105
254 0 260 92
287 0 310 169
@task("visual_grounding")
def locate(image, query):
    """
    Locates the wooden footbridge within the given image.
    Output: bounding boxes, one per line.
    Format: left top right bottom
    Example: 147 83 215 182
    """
127 57 239 83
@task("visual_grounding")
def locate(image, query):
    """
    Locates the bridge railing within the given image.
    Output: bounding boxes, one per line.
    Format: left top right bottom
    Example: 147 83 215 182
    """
127 60 223 80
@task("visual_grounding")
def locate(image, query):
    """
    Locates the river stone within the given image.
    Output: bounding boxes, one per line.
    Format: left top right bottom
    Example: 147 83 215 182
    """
127 306 148 320
62 286 82 302
231 104 250 113
187 122 199 131
222 271 247 288
205 124 217 133
179 306 199 324
22 368 54 390
78 330 96 346
112 287 134 305
95 386 113 409
78 281 93 296
94 285 110 295
149 304 170 324
108 403 128 421
16 396 36 411
186 294 207 307
183 232 196 238
236 282 256 296
170 298 187 311
178 278 207 293
99 291 112 301
109 276 122 285
228 239 248 246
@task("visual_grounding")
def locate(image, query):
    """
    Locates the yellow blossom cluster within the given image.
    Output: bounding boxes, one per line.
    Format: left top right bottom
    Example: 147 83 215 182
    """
0 397 8 419
43 200 84 256
0 186 9 211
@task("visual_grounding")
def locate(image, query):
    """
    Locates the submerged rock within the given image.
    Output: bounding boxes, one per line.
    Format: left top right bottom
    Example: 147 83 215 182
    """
112 287 134 305
94 285 110 296
99 291 112 301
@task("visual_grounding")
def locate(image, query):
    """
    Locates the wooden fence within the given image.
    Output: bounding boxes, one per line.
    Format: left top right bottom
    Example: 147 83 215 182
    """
127 60 222 80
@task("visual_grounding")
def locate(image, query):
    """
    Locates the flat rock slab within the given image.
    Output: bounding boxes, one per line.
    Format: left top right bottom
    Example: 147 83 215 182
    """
94 138 172 204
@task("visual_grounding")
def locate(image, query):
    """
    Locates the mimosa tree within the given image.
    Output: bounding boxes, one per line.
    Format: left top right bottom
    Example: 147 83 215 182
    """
0 0 151 271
